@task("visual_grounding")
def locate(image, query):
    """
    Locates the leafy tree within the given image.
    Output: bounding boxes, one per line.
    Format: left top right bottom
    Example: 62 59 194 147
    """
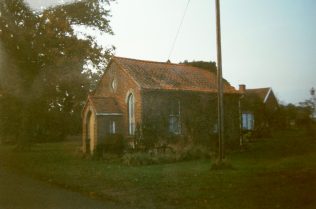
181 60 217 74
0 0 115 145
181 60 231 85
273 101 315 138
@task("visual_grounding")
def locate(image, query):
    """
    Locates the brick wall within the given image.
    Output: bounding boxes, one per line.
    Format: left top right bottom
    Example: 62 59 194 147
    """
94 62 142 137
141 90 240 148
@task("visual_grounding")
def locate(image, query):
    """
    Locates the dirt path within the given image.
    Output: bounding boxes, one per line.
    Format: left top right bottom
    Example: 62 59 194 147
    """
0 167 127 209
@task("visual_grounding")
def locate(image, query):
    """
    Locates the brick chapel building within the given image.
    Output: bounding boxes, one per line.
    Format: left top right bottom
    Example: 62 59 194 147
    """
82 57 241 154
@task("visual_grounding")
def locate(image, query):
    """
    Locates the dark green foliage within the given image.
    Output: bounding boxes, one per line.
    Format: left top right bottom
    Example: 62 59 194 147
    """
241 93 274 138
0 0 115 143
273 101 316 138
274 103 311 128
181 60 217 74
93 134 124 159
1 130 316 209
51 0 114 33
176 144 211 161
139 122 160 150
141 91 216 149
121 144 211 166
140 91 240 152
181 60 231 85
121 152 176 166
0 95 22 143
104 134 125 154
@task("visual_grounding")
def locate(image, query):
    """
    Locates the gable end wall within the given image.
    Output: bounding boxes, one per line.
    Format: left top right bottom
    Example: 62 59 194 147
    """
94 62 142 137
265 90 279 111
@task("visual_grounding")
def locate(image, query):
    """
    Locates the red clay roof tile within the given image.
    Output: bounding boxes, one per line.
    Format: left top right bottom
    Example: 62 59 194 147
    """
88 96 122 114
113 56 238 93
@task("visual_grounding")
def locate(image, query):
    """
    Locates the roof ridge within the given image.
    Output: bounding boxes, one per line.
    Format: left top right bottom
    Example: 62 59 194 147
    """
246 87 271 91
113 56 206 69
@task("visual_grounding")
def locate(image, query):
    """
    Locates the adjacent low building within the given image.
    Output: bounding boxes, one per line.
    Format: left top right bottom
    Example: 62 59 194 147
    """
239 84 279 135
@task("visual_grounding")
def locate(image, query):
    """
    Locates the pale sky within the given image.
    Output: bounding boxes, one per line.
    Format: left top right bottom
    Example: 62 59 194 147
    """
26 0 316 104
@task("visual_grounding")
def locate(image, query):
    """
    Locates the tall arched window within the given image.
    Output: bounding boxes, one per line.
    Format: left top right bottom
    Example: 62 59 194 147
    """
128 93 135 135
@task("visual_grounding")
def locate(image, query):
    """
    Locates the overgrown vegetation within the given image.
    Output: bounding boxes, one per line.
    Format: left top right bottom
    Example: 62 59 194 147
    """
0 130 315 209
240 93 316 140
93 134 125 159
273 100 316 138
0 0 114 144
122 143 211 166
181 60 231 85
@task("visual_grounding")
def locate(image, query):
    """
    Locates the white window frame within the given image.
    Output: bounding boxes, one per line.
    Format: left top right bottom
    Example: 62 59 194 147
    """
109 120 116 134
169 100 181 134
242 112 254 130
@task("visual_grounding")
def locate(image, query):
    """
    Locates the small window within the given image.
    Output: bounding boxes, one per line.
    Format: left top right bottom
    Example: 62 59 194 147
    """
109 121 116 134
169 100 181 134
242 113 254 130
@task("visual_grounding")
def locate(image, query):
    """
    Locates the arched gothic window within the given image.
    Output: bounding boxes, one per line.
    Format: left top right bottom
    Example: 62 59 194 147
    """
128 93 135 135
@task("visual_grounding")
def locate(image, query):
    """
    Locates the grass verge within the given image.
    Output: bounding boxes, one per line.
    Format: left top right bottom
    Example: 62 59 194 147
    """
0 130 316 209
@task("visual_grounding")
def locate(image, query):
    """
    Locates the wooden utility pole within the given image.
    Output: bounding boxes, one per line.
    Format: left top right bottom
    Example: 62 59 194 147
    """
215 0 224 162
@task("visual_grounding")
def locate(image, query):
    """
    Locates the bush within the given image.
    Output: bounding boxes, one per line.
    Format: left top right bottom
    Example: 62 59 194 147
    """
105 134 125 153
122 152 178 166
177 144 211 160
307 123 316 139
121 143 212 166
122 152 155 166
93 134 125 159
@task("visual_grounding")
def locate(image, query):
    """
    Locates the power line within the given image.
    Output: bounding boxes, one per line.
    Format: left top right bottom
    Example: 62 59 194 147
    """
167 0 191 61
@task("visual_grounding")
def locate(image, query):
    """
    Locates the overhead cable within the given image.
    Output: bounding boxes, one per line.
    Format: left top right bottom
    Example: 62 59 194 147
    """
167 0 191 61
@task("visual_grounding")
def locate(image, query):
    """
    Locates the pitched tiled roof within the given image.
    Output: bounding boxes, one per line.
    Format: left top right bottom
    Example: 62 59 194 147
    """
88 96 122 114
112 57 238 93
245 88 271 102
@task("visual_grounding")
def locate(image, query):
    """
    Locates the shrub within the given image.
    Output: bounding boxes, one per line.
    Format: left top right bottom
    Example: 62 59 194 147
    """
242 131 253 142
141 124 159 150
104 134 125 154
122 152 180 166
93 134 125 159
121 143 212 166
306 121 316 139
122 152 154 166
177 144 211 160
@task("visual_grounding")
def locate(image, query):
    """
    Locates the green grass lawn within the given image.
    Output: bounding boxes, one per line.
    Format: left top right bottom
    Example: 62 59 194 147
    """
0 130 316 209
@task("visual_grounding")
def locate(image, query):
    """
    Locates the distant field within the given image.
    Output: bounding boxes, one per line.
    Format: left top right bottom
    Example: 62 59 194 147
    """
0 130 315 209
